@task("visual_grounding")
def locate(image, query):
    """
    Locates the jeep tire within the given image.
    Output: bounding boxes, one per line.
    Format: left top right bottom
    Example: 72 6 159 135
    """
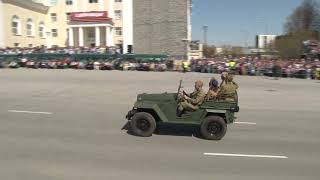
130 112 156 137
200 116 227 140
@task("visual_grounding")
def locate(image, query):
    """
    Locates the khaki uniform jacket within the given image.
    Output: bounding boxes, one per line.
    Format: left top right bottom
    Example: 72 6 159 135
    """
187 89 206 106
218 82 239 100
206 89 219 100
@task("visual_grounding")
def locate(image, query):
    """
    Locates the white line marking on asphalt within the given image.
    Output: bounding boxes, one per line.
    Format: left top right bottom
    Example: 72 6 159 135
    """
204 153 288 159
8 110 53 115
234 122 257 125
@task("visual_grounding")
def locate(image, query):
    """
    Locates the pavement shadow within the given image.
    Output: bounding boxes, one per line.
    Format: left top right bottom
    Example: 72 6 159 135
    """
121 122 134 136
155 123 202 139
122 122 202 139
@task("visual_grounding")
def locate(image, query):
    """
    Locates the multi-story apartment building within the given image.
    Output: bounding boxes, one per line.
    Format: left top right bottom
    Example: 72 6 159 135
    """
256 34 277 49
133 0 192 59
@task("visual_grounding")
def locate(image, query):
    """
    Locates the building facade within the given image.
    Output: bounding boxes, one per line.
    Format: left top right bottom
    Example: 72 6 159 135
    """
1 0 192 57
0 0 48 48
256 34 277 49
0 0 133 53
41 0 133 52
188 40 203 59
133 0 192 59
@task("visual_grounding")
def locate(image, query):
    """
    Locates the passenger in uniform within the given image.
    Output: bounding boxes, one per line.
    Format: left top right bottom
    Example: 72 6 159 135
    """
217 74 239 101
206 77 219 100
220 72 228 87
177 80 206 117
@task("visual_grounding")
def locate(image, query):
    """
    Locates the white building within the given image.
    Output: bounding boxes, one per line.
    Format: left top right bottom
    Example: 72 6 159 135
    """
256 34 277 49
1 0 133 53
188 41 203 59
42 0 133 53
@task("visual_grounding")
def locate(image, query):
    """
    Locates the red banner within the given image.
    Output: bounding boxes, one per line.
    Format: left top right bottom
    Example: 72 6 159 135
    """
71 11 112 22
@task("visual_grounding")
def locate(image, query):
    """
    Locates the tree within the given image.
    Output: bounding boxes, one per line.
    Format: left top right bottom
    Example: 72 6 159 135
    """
275 31 319 58
285 0 320 33
203 45 216 58
276 0 320 58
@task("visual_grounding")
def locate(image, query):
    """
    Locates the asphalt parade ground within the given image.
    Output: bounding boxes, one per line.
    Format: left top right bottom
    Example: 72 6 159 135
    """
0 69 319 180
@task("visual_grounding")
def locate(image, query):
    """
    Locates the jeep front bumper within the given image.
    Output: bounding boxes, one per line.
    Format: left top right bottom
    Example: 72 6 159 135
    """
126 109 137 120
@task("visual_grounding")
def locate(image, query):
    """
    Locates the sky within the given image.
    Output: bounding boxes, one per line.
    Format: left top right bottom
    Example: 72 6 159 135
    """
191 0 319 47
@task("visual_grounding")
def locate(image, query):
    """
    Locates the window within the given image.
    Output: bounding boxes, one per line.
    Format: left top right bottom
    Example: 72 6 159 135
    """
52 29 58 37
12 21 18 34
26 18 34 36
115 10 122 20
115 27 122 36
88 29 95 38
11 15 21 35
51 13 57 22
263 36 268 48
115 0 122 2
14 43 20 47
89 0 98 3
66 0 73 5
66 13 71 22
39 22 45 38
28 44 33 48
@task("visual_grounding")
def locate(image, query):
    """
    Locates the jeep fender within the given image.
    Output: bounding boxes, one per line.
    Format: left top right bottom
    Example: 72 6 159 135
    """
204 109 232 124
133 101 169 122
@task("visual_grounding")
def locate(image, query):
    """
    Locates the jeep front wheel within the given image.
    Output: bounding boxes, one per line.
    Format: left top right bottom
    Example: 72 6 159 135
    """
130 112 156 137
200 116 227 140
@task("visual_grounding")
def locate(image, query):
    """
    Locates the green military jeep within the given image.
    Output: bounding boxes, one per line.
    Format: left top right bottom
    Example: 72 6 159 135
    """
126 81 239 140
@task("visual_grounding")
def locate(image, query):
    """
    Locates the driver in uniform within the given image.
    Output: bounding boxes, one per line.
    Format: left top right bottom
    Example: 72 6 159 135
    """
177 80 206 117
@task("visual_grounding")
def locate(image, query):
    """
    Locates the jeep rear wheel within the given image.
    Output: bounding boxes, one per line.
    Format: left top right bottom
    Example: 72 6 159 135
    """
130 112 156 137
200 116 227 140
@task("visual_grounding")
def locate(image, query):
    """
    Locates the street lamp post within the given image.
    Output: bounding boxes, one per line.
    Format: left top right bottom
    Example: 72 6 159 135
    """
203 25 208 45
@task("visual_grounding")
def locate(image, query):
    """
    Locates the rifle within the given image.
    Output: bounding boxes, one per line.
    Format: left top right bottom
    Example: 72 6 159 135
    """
176 79 183 100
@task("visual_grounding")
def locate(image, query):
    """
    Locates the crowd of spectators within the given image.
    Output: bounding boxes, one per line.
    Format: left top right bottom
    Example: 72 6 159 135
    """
1 47 320 80
189 57 320 80
0 46 119 55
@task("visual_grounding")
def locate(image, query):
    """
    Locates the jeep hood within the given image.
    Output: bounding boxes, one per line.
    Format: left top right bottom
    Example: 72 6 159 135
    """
136 93 176 102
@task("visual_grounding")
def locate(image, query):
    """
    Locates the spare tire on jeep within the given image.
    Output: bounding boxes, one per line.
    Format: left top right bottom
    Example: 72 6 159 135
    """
130 112 156 137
